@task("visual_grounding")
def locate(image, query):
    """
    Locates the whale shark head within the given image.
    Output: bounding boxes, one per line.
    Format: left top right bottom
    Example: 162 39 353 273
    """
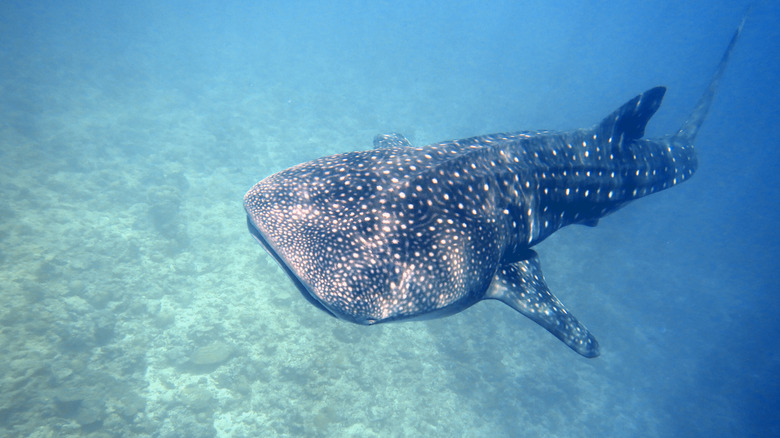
244 145 502 325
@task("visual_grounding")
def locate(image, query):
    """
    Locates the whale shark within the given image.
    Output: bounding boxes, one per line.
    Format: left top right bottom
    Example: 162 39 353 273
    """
244 20 744 357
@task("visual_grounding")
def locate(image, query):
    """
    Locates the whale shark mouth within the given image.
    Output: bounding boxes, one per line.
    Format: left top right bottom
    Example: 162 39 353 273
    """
246 216 337 318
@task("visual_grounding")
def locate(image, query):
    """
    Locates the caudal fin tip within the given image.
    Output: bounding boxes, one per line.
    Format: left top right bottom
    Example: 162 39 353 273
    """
674 12 747 143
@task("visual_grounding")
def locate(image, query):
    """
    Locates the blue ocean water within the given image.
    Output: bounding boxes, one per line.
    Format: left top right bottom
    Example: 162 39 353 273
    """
1 1 777 436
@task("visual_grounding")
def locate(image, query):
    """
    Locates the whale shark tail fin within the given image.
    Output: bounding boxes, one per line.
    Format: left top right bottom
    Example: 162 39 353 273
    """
674 12 748 144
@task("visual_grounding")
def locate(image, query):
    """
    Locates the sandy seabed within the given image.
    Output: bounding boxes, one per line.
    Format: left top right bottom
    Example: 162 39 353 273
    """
0 55 755 437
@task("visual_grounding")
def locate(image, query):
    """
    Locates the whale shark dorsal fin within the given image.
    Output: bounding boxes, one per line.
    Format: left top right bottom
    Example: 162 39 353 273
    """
485 251 600 358
597 86 666 150
373 133 413 149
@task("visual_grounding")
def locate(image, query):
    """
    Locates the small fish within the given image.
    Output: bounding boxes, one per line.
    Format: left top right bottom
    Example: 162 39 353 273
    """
244 18 745 357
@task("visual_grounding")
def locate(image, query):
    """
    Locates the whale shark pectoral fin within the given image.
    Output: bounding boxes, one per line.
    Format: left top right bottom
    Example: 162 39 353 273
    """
373 133 413 149
485 251 600 358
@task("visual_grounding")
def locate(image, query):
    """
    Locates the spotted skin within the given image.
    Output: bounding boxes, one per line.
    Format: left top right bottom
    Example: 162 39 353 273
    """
244 21 743 357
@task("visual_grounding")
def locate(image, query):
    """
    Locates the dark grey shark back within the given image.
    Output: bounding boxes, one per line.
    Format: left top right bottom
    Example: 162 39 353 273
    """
244 18 745 357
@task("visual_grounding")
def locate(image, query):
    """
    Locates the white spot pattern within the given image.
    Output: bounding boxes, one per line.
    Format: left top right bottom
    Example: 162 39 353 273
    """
244 83 706 356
